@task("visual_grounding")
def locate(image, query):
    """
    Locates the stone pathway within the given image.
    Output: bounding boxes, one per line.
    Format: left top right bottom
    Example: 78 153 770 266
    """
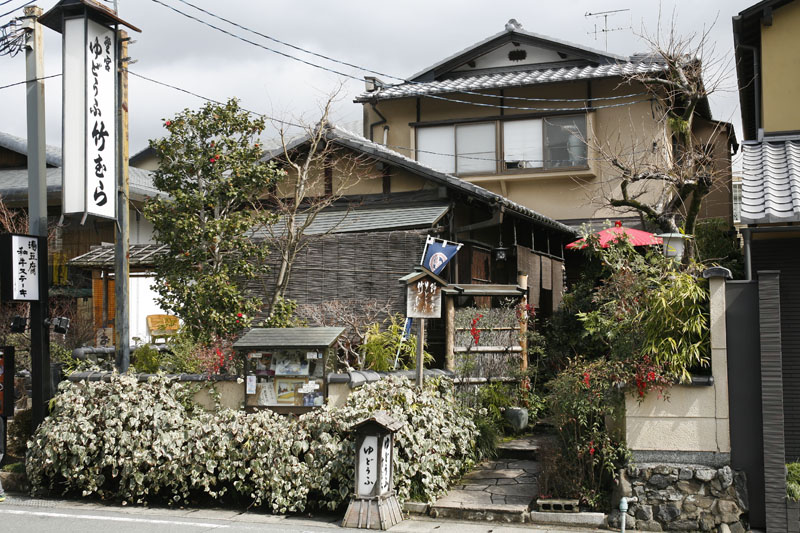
429 435 549 523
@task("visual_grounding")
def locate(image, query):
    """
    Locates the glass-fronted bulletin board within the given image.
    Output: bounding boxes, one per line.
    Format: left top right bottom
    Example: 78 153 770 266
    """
234 327 345 415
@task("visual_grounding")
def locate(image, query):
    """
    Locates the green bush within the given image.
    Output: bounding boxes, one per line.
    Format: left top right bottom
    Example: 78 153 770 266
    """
788 462 800 502
7 408 33 457
27 374 478 510
132 344 162 374
360 314 431 371
540 358 629 509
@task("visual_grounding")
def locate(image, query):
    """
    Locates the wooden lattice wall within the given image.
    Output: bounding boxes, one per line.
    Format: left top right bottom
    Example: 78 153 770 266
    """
251 230 428 316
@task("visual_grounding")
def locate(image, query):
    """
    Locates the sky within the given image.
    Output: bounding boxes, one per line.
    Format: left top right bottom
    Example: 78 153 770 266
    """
0 0 756 161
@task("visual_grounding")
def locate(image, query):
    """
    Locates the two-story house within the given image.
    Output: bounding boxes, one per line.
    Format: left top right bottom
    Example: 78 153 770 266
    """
356 20 735 230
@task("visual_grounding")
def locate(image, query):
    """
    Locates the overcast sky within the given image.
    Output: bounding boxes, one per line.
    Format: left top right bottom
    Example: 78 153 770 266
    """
0 0 755 161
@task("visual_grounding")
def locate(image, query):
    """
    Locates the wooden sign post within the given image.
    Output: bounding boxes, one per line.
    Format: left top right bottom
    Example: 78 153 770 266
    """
399 267 447 388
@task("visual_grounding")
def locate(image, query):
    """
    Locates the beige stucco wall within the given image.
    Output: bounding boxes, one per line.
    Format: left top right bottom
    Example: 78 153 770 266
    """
625 275 730 453
362 78 677 223
192 380 244 411
761 0 800 134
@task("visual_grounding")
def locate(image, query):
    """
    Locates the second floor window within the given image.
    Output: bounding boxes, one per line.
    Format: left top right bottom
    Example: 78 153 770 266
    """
416 114 588 175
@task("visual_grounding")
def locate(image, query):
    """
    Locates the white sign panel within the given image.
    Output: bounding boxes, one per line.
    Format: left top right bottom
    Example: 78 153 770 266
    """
85 19 116 219
11 235 39 301
379 437 391 494
62 18 116 219
357 435 378 497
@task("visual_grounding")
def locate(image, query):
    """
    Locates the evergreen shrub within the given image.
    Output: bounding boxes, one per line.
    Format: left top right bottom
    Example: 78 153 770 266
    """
26 374 478 511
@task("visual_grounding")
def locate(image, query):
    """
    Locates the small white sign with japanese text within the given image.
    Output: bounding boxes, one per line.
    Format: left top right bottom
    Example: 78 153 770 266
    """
11 235 39 301
357 435 378 497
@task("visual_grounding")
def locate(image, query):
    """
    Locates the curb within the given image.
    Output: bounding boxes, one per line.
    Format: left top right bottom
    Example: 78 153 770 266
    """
429 502 530 523
529 510 607 528
402 501 429 515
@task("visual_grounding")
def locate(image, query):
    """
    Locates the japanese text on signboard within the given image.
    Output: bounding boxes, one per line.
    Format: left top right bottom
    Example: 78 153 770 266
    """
357 435 378 496
85 20 116 219
11 235 39 301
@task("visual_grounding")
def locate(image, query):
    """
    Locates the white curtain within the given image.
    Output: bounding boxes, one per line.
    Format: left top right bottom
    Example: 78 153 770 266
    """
456 123 496 173
417 126 455 174
503 119 543 169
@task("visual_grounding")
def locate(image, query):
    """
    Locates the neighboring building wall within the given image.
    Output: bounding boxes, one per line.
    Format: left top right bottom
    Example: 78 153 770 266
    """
751 234 800 461
693 118 734 225
625 273 731 462
761 0 800 134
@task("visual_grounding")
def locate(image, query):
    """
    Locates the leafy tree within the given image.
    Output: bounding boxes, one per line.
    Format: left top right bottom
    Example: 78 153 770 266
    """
145 99 280 340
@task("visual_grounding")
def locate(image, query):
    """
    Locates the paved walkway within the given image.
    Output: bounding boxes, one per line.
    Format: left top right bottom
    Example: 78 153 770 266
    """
429 435 549 523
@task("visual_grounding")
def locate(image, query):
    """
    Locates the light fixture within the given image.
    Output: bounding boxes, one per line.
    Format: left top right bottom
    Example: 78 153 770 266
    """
10 315 27 333
656 233 691 259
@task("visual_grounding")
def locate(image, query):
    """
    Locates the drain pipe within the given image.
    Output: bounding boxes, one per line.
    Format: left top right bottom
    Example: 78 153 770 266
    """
742 227 752 281
368 102 387 143
619 496 637 533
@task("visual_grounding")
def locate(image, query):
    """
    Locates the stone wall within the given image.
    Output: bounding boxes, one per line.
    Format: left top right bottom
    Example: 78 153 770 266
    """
610 464 748 532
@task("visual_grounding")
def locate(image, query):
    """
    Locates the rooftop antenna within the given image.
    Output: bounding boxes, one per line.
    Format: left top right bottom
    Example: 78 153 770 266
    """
585 9 631 51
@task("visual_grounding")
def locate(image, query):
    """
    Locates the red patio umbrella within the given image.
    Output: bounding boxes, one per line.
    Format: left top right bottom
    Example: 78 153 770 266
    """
566 221 662 250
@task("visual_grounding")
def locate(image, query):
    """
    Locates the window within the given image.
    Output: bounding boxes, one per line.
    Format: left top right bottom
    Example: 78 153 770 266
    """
416 114 587 175
417 123 496 174
732 181 742 223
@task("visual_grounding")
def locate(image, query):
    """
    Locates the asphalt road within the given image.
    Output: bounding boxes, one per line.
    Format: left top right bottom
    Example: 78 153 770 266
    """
0 494 603 533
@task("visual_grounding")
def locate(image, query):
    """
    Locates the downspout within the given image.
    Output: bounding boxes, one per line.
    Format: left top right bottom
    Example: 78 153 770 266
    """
368 101 387 142
742 227 752 281
739 43 762 140
383 125 389 146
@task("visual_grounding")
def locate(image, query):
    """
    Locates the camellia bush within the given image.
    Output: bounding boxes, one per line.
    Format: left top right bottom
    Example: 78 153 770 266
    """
26 375 478 511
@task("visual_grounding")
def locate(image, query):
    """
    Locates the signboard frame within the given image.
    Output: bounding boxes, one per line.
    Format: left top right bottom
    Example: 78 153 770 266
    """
0 233 46 303
61 14 118 220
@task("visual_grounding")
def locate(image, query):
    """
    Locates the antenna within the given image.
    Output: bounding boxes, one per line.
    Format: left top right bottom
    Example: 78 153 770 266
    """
585 9 631 51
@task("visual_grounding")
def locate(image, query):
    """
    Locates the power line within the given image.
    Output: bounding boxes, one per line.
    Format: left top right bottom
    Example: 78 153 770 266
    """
0 0 35 20
150 0 653 113
0 73 61 90
130 68 649 166
168 0 650 105
0 17 24 56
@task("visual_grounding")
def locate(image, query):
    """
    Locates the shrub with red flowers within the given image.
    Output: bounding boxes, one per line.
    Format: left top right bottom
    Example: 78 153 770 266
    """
540 358 630 510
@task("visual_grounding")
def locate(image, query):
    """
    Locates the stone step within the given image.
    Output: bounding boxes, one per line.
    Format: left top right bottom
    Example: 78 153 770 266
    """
496 434 555 460
429 501 531 523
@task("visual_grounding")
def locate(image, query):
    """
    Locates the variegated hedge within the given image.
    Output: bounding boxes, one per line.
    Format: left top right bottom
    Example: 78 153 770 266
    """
26 374 478 511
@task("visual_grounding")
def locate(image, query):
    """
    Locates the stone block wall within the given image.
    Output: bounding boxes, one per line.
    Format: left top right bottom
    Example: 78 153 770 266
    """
610 464 748 532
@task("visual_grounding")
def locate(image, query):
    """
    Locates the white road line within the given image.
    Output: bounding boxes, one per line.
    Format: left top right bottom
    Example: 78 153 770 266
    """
0 508 231 528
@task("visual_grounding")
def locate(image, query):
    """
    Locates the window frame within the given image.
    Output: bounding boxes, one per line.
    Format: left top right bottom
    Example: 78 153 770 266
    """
414 112 590 176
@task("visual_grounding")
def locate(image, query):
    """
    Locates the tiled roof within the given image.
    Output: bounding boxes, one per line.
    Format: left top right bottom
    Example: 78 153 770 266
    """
0 131 63 167
253 204 449 238
0 166 158 203
234 327 346 349
69 243 169 269
740 139 800 224
355 61 666 102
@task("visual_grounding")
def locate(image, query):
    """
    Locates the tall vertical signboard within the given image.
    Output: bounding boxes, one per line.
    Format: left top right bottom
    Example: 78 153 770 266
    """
61 15 117 220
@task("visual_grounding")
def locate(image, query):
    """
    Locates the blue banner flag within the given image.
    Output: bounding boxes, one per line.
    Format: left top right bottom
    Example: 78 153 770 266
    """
421 236 462 275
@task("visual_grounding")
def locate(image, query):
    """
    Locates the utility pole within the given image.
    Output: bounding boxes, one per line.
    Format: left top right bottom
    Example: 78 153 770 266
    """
23 5 52 427
114 30 131 372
